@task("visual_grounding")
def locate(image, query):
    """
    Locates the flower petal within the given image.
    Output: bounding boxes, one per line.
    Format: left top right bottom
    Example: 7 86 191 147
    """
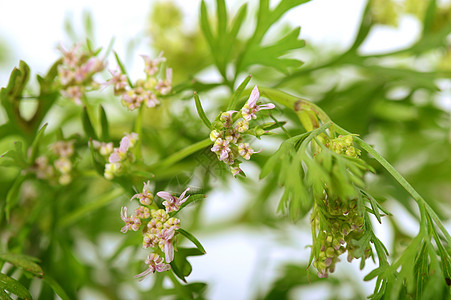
157 191 174 201
247 86 260 108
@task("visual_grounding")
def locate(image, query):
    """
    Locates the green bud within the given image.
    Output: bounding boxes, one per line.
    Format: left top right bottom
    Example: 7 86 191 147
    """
326 247 335 258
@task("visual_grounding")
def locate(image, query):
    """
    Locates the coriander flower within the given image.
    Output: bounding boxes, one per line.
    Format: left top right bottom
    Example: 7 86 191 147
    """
211 138 231 161
120 207 141 233
157 228 175 262
241 86 275 121
157 187 190 213
134 253 171 280
141 52 166 76
131 181 154 205
238 143 260 160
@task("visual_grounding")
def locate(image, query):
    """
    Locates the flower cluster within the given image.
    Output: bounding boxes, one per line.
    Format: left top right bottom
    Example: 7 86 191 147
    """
311 199 368 278
31 140 76 185
107 53 172 111
209 86 275 175
310 134 371 278
57 44 105 105
326 135 361 158
120 182 190 280
101 133 138 180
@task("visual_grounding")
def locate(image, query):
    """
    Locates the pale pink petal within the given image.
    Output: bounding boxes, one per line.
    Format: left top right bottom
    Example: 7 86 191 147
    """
164 242 174 263
247 86 260 108
259 103 275 110
157 191 174 201
178 187 190 201
119 137 130 153
108 152 120 163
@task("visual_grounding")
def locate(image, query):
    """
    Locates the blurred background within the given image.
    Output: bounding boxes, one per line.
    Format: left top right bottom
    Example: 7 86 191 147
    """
1 0 451 299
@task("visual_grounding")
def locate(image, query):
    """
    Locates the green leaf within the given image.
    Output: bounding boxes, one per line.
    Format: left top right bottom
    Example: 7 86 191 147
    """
227 75 251 110
82 107 98 140
43 275 71 300
0 273 32 300
241 27 305 74
113 51 133 87
229 3 247 40
0 289 12 300
0 253 44 277
89 140 105 176
193 92 212 129
5 175 27 222
99 105 109 141
216 0 227 36
200 1 216 55
422 0 437 35
170 248 205 282
414 242 429 299
178 228 206 254
29 123 48 164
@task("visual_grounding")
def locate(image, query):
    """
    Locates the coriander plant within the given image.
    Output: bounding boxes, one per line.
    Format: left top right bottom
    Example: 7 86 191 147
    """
1 0 450 299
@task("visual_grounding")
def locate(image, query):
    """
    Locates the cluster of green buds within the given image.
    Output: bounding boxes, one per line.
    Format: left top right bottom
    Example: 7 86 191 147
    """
326 135 361 158
121 181 190 280
310 134 370 278
98 132 138 180
209 86 275 175
106 53 172 111
31 140 76 185
57 43 105 105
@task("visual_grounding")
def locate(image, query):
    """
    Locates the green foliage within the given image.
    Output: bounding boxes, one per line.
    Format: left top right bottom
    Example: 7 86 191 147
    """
1 0 451 299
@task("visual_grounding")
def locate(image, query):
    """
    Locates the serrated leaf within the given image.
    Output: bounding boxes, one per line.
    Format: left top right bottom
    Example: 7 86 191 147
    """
178 229 206 253
0 273 32 300
242 27 305 74
0 253 44 277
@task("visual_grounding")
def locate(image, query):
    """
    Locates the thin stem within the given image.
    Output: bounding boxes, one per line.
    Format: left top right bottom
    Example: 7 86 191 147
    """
151 138 212 170
352 136 451 243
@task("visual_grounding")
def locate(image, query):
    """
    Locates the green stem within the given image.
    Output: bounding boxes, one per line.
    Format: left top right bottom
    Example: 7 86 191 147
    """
258 87 331 131
151 138 212 170
134 106 144 160
262 86 451 243
350 134 451 243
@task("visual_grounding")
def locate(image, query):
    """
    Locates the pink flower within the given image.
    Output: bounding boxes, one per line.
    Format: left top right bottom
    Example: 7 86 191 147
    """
241 86 275 121
120 207 141 233
156 68 172 95
141 52 166 76
238 143 260 160
131 181 154 205
157 228 175 262
134 253 171 280
157 187 190 213
211 138 231 161
220 111 237 128
108 136 130 163
61 86 84 105
106 69 128 94
58 43 81 67
143 233 158 249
